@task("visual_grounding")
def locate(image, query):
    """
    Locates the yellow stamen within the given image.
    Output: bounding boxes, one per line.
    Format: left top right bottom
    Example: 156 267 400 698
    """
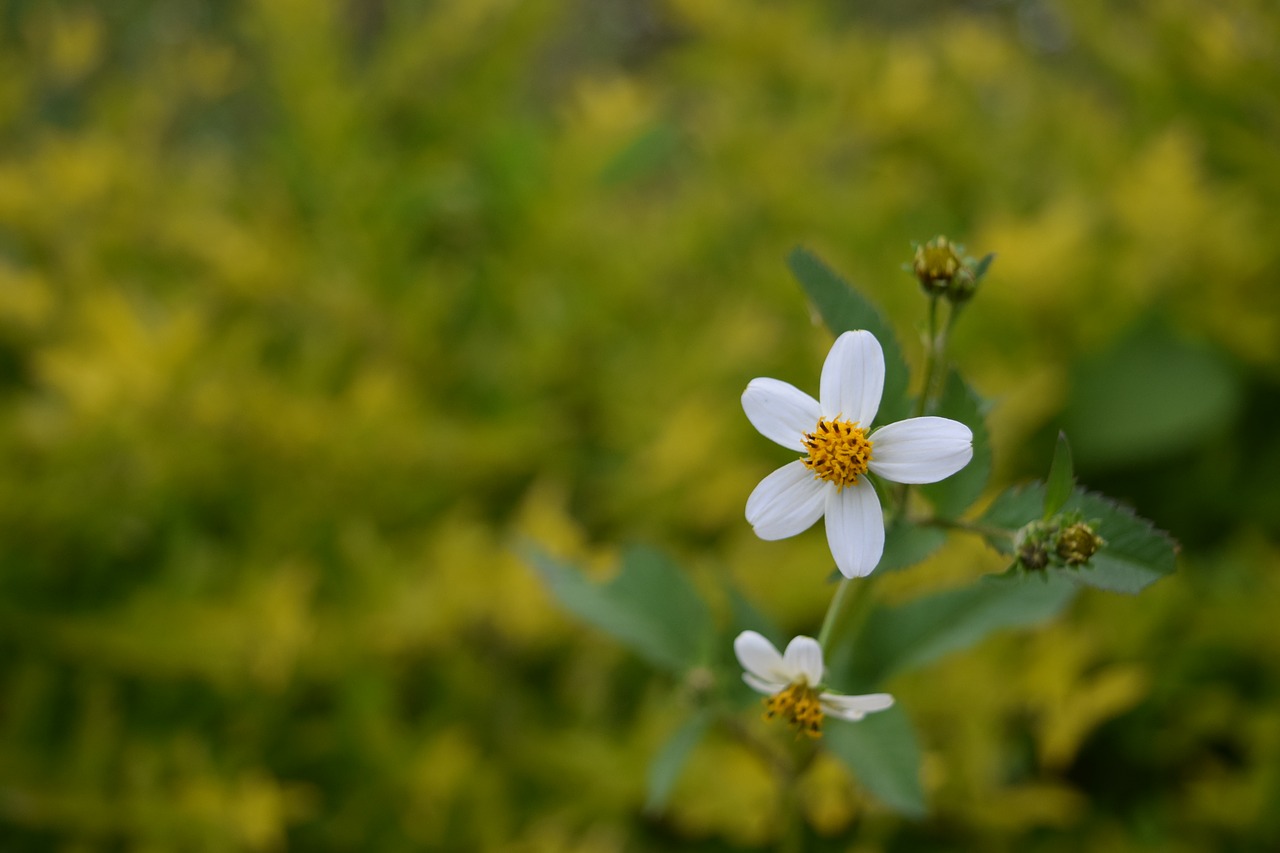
764 682 825 738
802 418 873 489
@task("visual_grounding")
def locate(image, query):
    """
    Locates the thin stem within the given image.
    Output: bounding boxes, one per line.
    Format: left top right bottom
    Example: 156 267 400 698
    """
817 578 854 650
817 573 878 658
913 295 942 419
920 515 1015 541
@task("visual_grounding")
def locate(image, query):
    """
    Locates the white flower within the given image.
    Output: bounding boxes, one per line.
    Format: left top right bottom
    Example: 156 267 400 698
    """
733 630 893 736
742 330 973 578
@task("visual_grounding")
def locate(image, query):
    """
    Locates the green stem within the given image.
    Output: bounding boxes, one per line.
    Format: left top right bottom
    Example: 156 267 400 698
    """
913 295 941 419
920 515 1015 541
817 574 878 657
817 578 854 650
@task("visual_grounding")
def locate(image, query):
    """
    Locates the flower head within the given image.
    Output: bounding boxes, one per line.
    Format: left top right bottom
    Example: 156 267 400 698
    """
734 631 893 737
742 330 973 577
1056 521 1105 565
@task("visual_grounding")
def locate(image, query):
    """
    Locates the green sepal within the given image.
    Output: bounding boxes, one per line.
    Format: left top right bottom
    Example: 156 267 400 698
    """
824 704 926 818
787 247 912 424
526 544 712 674
971 252 996 282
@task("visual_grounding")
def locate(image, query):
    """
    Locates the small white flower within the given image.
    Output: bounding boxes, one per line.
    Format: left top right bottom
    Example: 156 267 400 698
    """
734 630 893 736
742 330 973 578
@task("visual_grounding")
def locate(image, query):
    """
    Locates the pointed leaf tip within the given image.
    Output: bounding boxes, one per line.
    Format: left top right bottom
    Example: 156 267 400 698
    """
1044 431 1075 519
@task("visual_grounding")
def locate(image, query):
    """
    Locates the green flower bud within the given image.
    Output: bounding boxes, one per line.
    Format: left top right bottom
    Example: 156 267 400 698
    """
1018 541 1050 571
1056 522 1105 565
912 236 963 296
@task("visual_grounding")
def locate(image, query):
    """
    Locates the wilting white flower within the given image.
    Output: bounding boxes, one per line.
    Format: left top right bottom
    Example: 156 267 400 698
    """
742 330 973 578
734 630 893 737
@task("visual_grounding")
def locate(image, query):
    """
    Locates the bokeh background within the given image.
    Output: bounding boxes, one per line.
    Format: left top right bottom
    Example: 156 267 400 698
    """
2 0 1279 849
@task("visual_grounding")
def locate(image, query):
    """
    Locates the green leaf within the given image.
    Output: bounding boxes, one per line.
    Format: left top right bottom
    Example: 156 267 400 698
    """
1043 431 1075 519
1058 489 1178 594
645 710 712 813
979 483 1179 594
919 371 991 518
877 518 947 574
787 247 911 425
979 483 1043 554
829 573 1078 689
719 579 782 708
526 544 712 674
1062 320 1243 467
824 705 926 818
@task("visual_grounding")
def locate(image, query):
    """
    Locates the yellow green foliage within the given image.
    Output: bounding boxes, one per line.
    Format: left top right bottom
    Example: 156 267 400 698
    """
1 0 1279 849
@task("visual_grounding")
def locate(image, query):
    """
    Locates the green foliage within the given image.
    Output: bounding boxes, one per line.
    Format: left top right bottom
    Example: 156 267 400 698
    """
1044 431 1076 519
823 705 926 818
0 0 1276 849
645 710 713 813
788 247 912 425
877 518 947 574
982 484 1179 593
528 545 712 675
827 573 1079 690
919 370 991 519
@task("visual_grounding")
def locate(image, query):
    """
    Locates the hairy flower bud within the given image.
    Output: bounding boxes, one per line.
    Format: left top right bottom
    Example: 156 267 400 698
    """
912 236 963 296
1056 522 1105 565
1018 541 1050 571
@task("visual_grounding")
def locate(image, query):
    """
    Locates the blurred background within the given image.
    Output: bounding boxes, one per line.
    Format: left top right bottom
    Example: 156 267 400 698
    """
2 0 1279 849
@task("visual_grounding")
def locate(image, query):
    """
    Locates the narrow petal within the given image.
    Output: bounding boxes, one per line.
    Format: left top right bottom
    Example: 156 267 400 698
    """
745 461 828 541
733 630 790 685
868 417 974 484
742 378 821 452
824 482 885 578
819 330 884 426
743 672 787 696
782 636 824 685
820 692 895 721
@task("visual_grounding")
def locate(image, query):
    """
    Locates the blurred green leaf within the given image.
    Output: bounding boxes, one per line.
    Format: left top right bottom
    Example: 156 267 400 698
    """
878 518 947 574
829 572 1078 689
527 545 712 674
824 704 926 818
599 122 682 185
919 370 991 519
1044 431 1075 519
971 252 996 282
788 247 912 424
719 579 782 708
1063 321 1243 468
980 484 1179 594
645 710 712 813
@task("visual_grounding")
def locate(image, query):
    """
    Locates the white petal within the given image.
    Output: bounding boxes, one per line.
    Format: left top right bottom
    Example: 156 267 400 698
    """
819 330 884 427
824 482 885 578
742 378 821 452
820 692 895 721
734 630 790 685
743 672 787 696
745 461 828 541
868 417 974 484
782 636 824 685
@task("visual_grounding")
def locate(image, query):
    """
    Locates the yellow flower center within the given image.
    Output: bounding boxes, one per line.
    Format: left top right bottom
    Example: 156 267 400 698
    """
764 682 825 738
802 418 873 489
